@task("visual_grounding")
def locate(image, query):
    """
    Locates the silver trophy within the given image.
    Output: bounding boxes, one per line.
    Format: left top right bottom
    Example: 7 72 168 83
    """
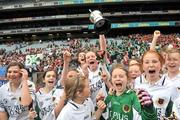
89 10 111 34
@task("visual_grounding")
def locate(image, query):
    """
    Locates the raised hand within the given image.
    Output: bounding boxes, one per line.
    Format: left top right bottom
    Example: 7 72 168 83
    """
28 108 37 120
81 63 89 77
97 100 106 110
63 51 71 63
20 69 29 81
153 30 161 39
108 87 115 95
137 89 152 106
96 90 105 102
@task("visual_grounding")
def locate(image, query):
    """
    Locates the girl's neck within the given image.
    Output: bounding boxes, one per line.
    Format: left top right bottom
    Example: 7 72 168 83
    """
72 98 84 104
42 86 54 93
145 75 160 84
168 70 179 79
116 89 126 96
80 63 85 68
10 81 21 92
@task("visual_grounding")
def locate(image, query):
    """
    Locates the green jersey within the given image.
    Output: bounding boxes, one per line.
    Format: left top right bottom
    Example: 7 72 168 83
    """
105 90 157 120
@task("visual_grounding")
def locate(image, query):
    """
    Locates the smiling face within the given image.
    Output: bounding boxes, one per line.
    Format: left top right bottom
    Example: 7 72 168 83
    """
166 51 180 73
142 52 162 82
7 66 22 83
111 68 128 95
43 70 56 88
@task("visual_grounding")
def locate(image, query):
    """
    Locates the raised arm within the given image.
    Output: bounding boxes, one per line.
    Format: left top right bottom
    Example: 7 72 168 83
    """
99 34 109 64
20 69 33 106
54 91 66 118
150 30 161 51
60 51 71 86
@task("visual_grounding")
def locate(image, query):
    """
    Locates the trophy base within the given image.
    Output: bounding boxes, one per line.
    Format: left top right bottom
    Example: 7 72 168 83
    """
94 18 111 34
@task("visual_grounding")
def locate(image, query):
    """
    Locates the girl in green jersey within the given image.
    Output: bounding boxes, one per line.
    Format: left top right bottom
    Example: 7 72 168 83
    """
97 64 158 120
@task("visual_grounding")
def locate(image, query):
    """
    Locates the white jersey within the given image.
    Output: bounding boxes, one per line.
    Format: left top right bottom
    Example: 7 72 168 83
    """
172 97 180 119
88 63 109 105
35 88 63 120
165 73 180 98
56 98 95 120
0 80 35 120
134 74 177 120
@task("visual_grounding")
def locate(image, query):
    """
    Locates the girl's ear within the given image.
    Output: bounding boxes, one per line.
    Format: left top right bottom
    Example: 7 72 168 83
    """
76 91 82 98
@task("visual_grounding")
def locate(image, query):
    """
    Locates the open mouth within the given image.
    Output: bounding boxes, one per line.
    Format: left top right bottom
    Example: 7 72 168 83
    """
132 76 137 79
116 83 122 87
149 70 156 74
90 61 95 64
81 58 85 61
48 81 54 84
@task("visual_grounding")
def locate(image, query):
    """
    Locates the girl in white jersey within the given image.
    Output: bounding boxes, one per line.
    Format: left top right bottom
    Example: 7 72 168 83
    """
33 70 66 120
134 50 177 120
0 62 35 120
165 49 180 97
57 74 105 120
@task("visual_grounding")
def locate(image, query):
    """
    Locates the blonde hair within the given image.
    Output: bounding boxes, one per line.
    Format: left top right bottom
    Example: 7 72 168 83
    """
111 63 128 77
166 48 180 55
64 75 87 100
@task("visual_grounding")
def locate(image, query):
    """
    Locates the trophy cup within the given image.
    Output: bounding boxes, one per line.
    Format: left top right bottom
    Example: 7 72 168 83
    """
89 10 111 34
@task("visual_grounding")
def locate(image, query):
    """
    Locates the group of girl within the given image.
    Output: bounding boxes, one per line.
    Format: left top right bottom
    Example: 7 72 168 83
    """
0 32 179 120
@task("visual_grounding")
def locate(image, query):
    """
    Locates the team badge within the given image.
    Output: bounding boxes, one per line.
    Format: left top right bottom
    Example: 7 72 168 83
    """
156 98 165 106
123 104 131 113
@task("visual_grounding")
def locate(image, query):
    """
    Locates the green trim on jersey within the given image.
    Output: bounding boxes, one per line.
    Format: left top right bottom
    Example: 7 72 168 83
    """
165 100 173 117
105 90 157 120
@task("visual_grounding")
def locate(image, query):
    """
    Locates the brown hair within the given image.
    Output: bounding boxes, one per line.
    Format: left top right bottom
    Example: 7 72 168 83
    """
7 62 24 71
166 48 180 55
141 50 165 67
42 70 57 79
64 75 87 100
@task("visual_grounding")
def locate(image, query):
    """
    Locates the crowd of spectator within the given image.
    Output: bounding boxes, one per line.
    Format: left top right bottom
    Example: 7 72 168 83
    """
0 33 179 77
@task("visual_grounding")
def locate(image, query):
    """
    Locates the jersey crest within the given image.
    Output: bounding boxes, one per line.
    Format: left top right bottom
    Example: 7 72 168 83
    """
156 98 165 106
123 104 131 113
